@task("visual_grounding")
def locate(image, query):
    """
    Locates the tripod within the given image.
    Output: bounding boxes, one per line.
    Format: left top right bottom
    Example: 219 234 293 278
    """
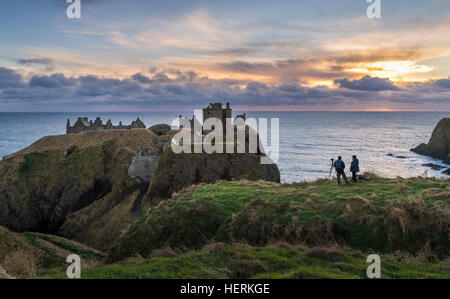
328 158 334 178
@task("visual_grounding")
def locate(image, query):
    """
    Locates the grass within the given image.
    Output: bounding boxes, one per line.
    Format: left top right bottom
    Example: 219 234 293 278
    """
0 227 105 278
17 152 43 176
4 175 448 279
40 243 450 279
19 232 106 277
108 175 449 263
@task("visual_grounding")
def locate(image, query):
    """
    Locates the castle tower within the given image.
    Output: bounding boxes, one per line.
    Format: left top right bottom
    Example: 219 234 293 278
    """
202 102 232 133
223 102 232 123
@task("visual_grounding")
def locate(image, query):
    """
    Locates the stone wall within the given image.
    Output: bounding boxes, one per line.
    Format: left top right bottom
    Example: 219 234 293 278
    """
66 117 146 134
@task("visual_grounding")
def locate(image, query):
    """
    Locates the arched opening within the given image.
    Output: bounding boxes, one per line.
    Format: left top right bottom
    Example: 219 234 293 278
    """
195 169 202 184
222 167 231 181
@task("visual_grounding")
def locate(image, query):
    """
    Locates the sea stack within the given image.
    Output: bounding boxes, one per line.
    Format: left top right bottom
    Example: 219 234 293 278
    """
412 118 450 164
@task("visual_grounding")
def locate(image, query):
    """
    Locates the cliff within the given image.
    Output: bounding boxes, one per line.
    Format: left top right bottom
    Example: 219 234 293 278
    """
0 127 280 252
0 129 164 250
412 118 450 164
3 175 449 279
146 146 280 200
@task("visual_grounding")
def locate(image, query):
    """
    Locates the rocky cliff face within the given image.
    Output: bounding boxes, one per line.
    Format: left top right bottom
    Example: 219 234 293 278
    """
412 118 450 164
147 147 280 200
0 129 161 251
0 127 280 252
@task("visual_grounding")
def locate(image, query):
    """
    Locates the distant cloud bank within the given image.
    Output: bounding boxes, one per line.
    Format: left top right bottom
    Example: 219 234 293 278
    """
1 66 449 111
334 76 399 91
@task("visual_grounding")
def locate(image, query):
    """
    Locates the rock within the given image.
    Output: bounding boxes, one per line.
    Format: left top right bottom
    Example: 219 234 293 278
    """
386 153 408 159
357 175 366 181
0 129 164 251
422 163 445 171
442 169 450 175
146 146 280 200
149 124 171 136
0 124 281 253
64 145 77 156
412 118 450 164
128 150 160 182
156 140 171 152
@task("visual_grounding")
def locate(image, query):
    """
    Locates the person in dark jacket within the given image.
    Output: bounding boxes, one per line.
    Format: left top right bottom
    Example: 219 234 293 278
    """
333 156 348 184
350 155 360 182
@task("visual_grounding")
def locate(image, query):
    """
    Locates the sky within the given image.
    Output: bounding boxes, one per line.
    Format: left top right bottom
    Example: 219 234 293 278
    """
1 0 450 111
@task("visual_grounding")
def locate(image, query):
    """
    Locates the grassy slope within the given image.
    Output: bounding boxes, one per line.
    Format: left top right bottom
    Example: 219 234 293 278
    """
108 175 449 261
41 244 450 279
39 175 449 279
0 226 105 278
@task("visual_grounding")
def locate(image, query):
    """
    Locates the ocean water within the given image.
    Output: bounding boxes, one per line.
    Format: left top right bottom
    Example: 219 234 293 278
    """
0 112 449 183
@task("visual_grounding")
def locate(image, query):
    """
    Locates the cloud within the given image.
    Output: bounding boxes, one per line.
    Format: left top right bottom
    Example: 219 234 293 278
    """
76 75 143 97
0 67 23 89
1 66 449 111
132 70 201 86
245 81 269 93
109 9 244 53
208 48 258 57
12 9 442 87
219 61 276 74
53 0 103 8
435 77 450 89
30 73 76 88
214 51 429 84
334 76 400 91
131 73 151 84
13 57 54 71
16 58 53 66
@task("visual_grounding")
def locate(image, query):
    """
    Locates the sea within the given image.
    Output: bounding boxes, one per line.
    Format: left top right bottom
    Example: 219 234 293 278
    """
0 112 449 183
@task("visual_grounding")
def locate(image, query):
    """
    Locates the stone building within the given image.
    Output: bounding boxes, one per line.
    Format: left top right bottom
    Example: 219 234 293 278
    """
178 102 241 133
66 117 146 134
202 102 232 129
128 149 159 182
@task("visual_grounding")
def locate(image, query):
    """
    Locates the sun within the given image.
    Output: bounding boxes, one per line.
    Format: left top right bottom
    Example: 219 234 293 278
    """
348 60 433 81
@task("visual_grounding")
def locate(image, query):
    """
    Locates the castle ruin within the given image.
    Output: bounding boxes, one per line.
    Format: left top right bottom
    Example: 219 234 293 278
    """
66 117 146 134
66 103 242 135
203 102 232 130
178 102 246 132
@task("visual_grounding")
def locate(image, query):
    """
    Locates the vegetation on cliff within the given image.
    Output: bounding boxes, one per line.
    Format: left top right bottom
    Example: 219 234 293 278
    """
41 243 450 279
0 129 160 252
146 146 280 200
0 128 280 254
0 225 104 278
108 176 450 264
1 127 449 279
38 175 450 279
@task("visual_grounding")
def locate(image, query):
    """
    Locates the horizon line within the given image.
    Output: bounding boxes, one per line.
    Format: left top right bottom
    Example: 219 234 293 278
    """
1 110 450 113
